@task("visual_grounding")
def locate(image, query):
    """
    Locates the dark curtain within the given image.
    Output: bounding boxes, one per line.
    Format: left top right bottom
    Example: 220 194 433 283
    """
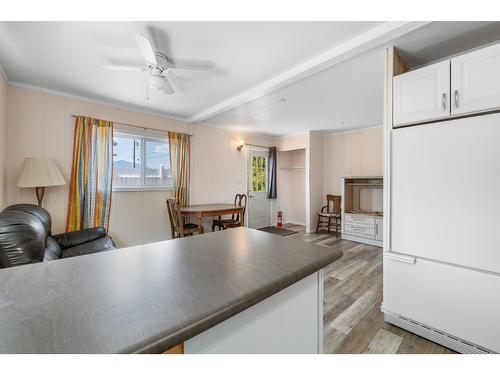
268 146 277 199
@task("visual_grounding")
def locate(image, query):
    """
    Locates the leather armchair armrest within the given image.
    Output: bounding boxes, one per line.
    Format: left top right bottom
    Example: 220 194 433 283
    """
52 227 107 249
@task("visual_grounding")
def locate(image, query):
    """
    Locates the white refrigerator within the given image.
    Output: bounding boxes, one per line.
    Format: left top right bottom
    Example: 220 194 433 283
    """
383 112 500 353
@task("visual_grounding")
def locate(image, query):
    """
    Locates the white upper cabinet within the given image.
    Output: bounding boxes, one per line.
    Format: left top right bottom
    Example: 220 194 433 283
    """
393 60 451 127
451 42 500 116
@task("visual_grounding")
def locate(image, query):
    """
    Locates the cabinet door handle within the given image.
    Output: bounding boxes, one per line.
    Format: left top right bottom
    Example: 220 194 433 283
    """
441 93 447 111
350 225 367 231
454 90 459 108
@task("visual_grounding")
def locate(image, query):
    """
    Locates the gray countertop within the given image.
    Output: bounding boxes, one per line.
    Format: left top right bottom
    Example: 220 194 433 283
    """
0 227 342 353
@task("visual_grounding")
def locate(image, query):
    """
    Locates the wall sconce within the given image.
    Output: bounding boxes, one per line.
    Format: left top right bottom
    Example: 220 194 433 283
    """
237 140 245 151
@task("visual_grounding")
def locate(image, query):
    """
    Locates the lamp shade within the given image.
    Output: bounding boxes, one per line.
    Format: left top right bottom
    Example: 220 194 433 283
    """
17 157 66 188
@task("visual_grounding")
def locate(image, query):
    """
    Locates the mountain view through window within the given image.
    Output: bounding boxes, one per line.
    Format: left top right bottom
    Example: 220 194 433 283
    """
113 132 171 189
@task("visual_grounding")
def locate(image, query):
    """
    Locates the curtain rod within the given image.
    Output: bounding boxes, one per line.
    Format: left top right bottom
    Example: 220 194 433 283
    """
70 115 193 137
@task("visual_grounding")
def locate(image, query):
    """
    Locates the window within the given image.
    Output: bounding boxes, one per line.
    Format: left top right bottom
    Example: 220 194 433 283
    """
113 131 171 190
251 155 267 192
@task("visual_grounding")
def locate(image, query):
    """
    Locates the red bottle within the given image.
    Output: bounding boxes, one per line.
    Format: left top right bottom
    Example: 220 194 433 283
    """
277 211 283 228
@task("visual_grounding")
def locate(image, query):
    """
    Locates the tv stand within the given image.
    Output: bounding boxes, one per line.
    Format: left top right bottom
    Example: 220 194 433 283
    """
340 177 383 247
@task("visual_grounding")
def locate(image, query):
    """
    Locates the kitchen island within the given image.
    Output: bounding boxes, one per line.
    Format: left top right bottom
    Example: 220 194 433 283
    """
0 227 342 353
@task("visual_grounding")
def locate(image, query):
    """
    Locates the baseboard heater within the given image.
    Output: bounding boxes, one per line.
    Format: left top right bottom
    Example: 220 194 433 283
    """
382 308 495 354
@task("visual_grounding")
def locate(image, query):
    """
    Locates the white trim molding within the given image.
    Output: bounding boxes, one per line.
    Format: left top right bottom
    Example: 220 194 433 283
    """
0 64 9 84
7 81 188 123
382 309 495 354
188 21 431 123
321 125 383 137
194 121 275 143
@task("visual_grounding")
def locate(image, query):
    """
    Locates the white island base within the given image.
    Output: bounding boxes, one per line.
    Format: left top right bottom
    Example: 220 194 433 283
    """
184 270 324 354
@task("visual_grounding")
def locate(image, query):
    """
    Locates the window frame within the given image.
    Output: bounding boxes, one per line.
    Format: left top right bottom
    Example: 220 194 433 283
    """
112 130 172 192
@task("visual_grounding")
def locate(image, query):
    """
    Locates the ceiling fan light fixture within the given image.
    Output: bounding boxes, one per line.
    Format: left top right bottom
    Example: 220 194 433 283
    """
148 74 165 89
103 32 211 98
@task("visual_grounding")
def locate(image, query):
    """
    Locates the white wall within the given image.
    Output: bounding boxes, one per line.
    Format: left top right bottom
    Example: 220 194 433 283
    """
274 133 308 152
191 123 273 205
277 149 306 225
274 132 324 233
273 128 383 233
3 83 383 244
0 72 7 209
272 134 309 227
323 127 383 196
308 133 324 232
191 123 274 229
5 85 187 247
3 85 274 247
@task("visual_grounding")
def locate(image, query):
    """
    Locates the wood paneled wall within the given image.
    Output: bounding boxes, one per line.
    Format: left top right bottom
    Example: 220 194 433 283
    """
3 85 382 245
277 149 306 225
273 132 324 233
4 85 274 247
308 133 324 232
191 123 274 229
192 124 273 204
5 85 187 247
0 73 7 209
274 133 308 152
322 127 383 197
273 133 309 229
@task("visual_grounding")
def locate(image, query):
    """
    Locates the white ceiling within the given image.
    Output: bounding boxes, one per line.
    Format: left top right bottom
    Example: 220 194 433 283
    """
204 21 500 136
205 47 385 136
2 21 499 137
0 21 383 120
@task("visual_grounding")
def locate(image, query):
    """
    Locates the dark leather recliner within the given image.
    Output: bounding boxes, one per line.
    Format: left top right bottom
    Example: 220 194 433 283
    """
0 204 116 268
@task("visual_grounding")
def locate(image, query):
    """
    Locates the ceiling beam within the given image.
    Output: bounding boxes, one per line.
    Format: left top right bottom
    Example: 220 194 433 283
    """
188 21 431 124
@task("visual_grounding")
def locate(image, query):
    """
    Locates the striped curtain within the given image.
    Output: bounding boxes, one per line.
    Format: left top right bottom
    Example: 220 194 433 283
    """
66 116 113 231
168 132 190 206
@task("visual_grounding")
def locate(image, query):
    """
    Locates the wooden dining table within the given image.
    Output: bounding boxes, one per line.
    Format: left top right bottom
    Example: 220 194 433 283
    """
180 203 245 231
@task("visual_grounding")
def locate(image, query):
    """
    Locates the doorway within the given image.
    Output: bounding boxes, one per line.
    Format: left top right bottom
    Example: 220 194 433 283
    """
276 148 306 226
247 149 270 229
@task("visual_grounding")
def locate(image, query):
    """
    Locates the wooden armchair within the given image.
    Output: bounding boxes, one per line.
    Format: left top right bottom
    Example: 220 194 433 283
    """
316 194 341 236
212 194 247 231
166 198 203 239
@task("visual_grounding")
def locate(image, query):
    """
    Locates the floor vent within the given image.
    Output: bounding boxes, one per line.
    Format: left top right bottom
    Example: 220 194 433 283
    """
382 309 495 354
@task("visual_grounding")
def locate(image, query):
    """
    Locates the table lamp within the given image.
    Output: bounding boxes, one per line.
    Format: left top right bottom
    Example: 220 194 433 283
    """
17 157 66 207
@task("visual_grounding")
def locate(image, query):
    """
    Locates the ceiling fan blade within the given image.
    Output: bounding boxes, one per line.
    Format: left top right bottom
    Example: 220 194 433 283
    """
167 67 211 80
135 34 157 65
162 78 175 95
101 65 145 72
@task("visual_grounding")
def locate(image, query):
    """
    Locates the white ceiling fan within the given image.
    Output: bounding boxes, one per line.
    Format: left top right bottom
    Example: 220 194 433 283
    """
102 34 211 95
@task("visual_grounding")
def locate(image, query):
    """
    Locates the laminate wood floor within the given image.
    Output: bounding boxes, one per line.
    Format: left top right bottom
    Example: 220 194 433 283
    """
284 224 455 354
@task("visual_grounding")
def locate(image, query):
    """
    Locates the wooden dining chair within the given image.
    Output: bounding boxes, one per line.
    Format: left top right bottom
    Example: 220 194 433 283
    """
316 194 341 237
212 194 247 231
166 198 203 239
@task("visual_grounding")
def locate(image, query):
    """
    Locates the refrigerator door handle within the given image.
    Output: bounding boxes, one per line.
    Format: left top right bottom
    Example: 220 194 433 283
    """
385 251 416 264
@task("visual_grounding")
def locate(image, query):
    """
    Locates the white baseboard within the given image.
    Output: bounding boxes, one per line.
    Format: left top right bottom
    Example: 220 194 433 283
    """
382 308 495 354
341 233 382 247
